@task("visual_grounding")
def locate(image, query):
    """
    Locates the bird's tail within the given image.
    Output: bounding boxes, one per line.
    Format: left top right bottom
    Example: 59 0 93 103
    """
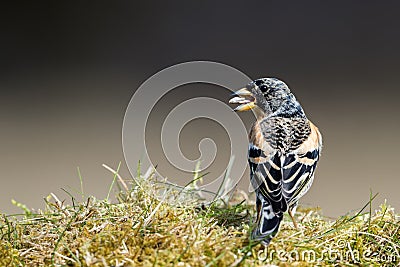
251 194 283 246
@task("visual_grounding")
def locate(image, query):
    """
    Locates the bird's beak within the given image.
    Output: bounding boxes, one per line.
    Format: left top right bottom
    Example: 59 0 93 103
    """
229 88 256 112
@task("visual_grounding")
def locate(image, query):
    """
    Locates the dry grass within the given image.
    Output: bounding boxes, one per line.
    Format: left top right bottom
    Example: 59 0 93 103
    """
1 167 399 266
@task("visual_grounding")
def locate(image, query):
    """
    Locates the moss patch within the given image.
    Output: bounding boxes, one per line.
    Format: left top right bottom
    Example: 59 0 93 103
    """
1 174 399 266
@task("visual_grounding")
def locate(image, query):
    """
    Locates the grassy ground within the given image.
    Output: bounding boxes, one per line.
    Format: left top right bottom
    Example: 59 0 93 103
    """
1 166 399 266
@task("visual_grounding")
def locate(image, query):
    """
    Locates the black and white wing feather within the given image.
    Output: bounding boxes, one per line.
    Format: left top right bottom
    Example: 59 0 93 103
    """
248 119 322 213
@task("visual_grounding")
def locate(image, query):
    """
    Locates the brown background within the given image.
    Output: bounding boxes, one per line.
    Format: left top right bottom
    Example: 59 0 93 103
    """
1 1 399 217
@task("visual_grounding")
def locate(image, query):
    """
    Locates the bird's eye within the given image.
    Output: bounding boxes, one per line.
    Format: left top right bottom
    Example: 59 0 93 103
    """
259 85 268 92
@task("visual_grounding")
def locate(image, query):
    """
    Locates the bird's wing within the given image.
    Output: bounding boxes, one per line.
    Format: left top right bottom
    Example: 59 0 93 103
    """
281 121 322 206
248 120 322 212
248 122 287 214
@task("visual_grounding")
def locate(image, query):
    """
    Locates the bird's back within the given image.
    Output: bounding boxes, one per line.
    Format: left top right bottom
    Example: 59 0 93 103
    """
259 116 311 153
248 115 322 209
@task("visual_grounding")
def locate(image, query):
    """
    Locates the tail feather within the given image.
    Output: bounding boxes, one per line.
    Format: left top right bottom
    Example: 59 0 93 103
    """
252 195 283 246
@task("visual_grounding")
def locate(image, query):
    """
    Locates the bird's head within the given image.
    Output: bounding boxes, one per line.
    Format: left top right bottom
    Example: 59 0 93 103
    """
229 78 304 119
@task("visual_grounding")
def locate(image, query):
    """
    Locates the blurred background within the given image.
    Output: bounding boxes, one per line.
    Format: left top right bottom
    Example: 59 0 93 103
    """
1 1 399 216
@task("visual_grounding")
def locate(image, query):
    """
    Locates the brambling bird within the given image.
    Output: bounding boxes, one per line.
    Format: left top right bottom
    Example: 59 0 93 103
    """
229 78 322 245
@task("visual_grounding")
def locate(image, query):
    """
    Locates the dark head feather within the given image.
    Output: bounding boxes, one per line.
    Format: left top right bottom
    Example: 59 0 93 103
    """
247 78 306 118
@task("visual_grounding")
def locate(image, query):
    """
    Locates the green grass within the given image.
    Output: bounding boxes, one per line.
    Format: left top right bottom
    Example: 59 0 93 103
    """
0 166 399 266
